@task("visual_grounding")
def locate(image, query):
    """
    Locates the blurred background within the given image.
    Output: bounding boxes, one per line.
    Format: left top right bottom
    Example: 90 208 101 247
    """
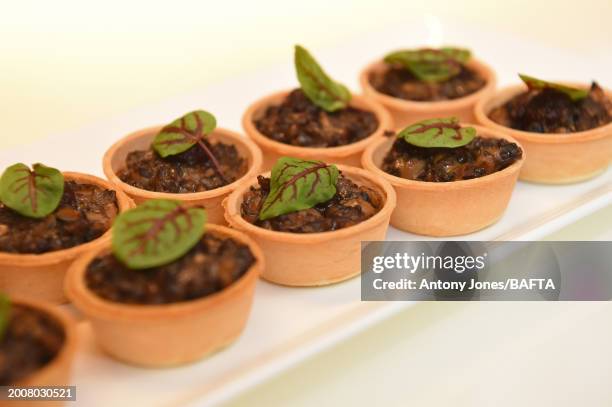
2 1 611 406
1 0 611 147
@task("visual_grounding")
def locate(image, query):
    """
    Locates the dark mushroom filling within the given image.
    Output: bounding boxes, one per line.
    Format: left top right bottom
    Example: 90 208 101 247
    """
117 141 247 193
489 83 612 133
254 89 379 147
85 232 255 304
382 136 522 182
0 305 65 385
369 65 486 101
241 174 384 233
0 181 118 254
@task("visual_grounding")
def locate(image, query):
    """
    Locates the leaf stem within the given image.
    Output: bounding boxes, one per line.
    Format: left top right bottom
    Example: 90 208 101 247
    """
192 115 227 183
195 138 228 184
160 115 228 183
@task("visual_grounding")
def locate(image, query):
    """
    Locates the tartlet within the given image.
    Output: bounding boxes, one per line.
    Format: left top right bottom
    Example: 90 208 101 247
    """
360 48 496 129
65 221 263 367
475 80 612 183
243 91 391 171
362 122 524 236
103 124 262 224
0 296 78 400
223 161 396 286
0 171 133 304
242 46 392 171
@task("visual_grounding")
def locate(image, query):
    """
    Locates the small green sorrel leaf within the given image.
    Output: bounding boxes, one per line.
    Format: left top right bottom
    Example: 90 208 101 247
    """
384 47 471 83
152 110 216 157
0 163 64 218
259 157 339 220
152 110 226 182
398 117 476 148
294 45 351 112
0 294 10 341
112 199 207 269
519 74 589 102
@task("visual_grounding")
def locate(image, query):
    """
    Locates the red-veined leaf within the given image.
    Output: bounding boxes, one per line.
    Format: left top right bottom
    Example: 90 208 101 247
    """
112 199 207 269
398 117 476 148
259 157 339 220
0 163 64 218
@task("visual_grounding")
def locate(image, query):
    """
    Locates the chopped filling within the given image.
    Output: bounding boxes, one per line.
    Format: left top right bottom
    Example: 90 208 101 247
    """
86 232 255 304
241 174 384 233
0 181 118 254
489 83 612 133
369 65 486 101
254 89 379 147
0 305 65 385
118 140 247 193
382 136 522 182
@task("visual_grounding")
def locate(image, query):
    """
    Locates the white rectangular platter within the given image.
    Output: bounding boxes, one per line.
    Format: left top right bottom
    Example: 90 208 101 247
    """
1 18 610 407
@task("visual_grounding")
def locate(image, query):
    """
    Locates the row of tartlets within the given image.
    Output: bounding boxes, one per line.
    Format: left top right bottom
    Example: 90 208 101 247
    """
1 45 611 389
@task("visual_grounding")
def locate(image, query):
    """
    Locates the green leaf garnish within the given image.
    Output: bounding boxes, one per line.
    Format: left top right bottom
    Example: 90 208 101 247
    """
0 163 64 218
398 117 476 148
112 199 207 269
259 157 339 220
152 110 226 182
519 74 589 102
0 294 10 341
384 47 471 83
153 110 216 157
294 45 351 112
